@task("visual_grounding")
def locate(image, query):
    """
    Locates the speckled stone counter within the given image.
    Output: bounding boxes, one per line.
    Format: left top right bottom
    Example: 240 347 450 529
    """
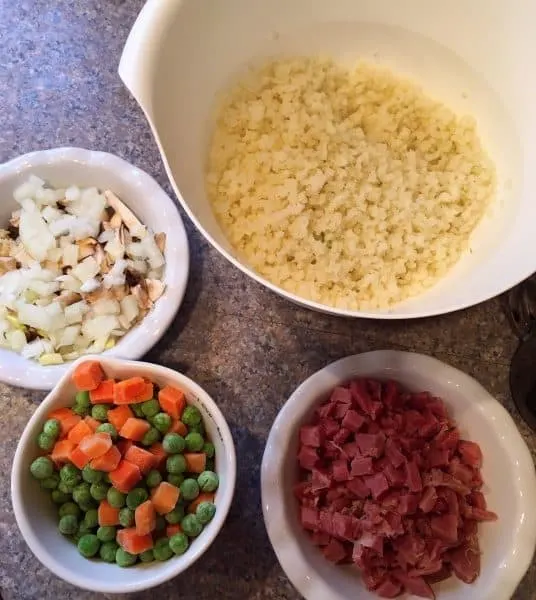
0 2 535 599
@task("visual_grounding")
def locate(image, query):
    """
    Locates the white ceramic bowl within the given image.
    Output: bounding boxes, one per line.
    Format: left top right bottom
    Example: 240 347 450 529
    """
11 355 236 594
119 0 536 319
261 351 536 600
0 148 189 390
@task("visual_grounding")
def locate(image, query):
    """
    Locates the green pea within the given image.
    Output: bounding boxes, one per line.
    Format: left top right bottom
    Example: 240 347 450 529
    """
72 482 92 507
155 516 167 532
84 509 99 529
91 404 110 422
107 487 126 508
188 422 205 436
78 498 97 512
43 418 61 439
141 398 160 418
131 403 145 418
37 432 55 451
139 549 155 563
181 514 202 537
30 456 54 480
90 481 109 502
99 540 118 563
77 534 100 558
169 532 189 555
180 478 200 501
167 474 184 487
40 472 60 490
153 537 173 561
165 504 184 524
185 432 204 452
72 403 89 417
58 481 76 494
51 489 71 504
162 433 185 454
196 501 216 525
181 406 202 427
119 507 135 528
166 454 187 474
96 423 118 440
152 412 171 434
75 390 91 408
126 488 148 509
82 464 103 484
97 526 116 542
145 469 162 488
60 464 81 488
116 548 137 567
59 502 81 518
58 514 78 535
198 471 219 492
203 442 215 459
141 427 161 447
78 520 94 536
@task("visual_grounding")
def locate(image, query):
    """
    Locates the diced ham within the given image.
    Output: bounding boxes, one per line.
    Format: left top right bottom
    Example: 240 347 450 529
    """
333 402 350 420
350 456 374 477
330 386 352 405
425 564 453 584
298 445 318 470
424 469 470 496
300 425 324 447
448 542 481 583
398 493 420 515
323 538 347 563
342 409 366 432
457 440 483 469
406 459 423 492
364 472 390 500
311 531 331 546
385 438 405 468
430 514 458 544
332 459 350 482
333 427 351 445
433 427 460 451
427 447 450 468
403 410 426 435
375 577 402 598
317 401 336 419
347 476 370 499
382 380 400 410
384 463 405 487
342 441 361 458
356 433 385 458
463 506 498 522
419 486 438 513
393 572 435 599
468 491 487 509
311 468 332 492
448 457 475 486
300 506 319 531
394 534 426 566
357 533 384 555
321 418 340 438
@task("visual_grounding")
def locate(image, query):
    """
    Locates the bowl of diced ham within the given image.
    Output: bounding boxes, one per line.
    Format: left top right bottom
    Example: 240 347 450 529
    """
261 350 536 600
0 148 189 389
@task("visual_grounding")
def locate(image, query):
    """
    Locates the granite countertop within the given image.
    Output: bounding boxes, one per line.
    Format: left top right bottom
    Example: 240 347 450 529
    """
0 2 534 599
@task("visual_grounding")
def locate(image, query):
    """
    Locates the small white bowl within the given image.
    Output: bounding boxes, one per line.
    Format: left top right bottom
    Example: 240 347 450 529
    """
261 351 536 600
11 356 236 594
0 147 189 390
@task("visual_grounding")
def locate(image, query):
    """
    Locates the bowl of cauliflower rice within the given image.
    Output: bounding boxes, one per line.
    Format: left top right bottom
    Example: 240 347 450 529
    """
0 148 189 389
119 0 536 318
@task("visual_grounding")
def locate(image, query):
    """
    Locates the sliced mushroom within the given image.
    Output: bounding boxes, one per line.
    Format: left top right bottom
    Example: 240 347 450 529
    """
43 260 60 272
104 190 145 237
110 212 123 229
155 232 166 253
0 238 12 257
77 237 97 259
112 284 128 302
0 256 17 275
131 282 152 310
82 287 115 304
57 291 81 306
145 279 165 302
0 229 9 239
10 243 32 267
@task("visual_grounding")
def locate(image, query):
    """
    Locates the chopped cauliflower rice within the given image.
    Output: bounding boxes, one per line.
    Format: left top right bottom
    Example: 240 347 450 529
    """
206 57 496 310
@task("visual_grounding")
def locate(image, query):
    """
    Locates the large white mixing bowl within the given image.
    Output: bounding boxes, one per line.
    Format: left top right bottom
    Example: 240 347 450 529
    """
119 0 536 319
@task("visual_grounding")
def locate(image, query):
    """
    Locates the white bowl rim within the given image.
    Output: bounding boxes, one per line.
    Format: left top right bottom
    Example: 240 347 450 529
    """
0 147 190 390
11 355 237 594
260 350 536 600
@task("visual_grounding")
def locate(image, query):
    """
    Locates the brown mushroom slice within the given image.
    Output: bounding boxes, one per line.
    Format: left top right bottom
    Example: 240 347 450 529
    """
0 256 17 275
131 282 152 310
155 232 166 253
77 237 97 259
104 190 146 238
145 279 165 303
57 291 81 307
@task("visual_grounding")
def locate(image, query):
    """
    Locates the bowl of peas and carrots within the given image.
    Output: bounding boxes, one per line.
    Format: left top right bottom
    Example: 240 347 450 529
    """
11 356 236 593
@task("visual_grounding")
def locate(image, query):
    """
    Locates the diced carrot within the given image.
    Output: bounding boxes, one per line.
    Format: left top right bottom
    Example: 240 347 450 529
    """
113 377 147 405
78 432 113 458
107 405 133 431
184 452 206 474
187 492 215 513
48 407 81 437
50 439 76 466
148 442 168 469
169 420 188 436
158 385 186 420
67 419 93 445
109 460 142 493
151 482 180 515
98 500 120 526
135 500 156 536
72 360 105 391
134 382 153 403
84 416 101 431
119 418 151 441
90 445 121 472
116 528 154 554
166 524 182 537
70 445 91 469
124 445 157 475
116 438 134 456
89 379 116 404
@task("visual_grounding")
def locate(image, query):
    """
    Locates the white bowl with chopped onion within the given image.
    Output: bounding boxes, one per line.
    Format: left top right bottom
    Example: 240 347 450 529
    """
0 148 189 390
